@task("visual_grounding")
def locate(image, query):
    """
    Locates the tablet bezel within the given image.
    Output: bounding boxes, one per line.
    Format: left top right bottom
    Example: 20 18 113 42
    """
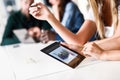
40 42 85 68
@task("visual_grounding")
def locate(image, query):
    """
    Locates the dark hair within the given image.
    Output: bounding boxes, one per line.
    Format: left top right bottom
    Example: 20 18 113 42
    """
44 0 71 7
43 0 52 6
95 0 119 7
61 0 71 8
116 0 120 7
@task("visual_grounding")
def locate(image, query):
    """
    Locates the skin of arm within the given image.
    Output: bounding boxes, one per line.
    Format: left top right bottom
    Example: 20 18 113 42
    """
101 50 120 61
82 42 120 61
44 10 97 46
81 18 120 60
92 18 120 50
29 2 97 46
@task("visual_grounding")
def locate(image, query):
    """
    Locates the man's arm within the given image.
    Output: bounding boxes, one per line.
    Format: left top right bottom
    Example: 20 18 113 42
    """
1 15 20 46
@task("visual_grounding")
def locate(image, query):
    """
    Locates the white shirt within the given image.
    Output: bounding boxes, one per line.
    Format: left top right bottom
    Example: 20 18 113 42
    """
104 25 114 37
85 5 120 38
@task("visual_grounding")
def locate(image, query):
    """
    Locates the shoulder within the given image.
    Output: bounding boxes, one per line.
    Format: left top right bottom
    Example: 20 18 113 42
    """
8 10 21 19
65 2 78 10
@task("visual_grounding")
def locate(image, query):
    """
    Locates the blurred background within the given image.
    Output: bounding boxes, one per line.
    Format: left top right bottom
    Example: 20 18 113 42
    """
0 0 88 44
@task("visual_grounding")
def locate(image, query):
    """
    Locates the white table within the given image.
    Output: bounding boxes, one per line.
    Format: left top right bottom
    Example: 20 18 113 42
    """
0 47 15 80
1 42 120 80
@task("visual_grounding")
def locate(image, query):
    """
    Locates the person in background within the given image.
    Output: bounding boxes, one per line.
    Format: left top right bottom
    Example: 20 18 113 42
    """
29 0 120 61
1 0 52 46
43 0 84 41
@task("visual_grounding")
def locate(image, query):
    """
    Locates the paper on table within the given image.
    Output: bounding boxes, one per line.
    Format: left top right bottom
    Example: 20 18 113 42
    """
4 43 71 80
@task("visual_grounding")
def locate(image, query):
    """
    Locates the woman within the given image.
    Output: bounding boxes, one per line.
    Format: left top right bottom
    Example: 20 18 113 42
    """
81 0 120 60
29 0 120 60
44 0 84 41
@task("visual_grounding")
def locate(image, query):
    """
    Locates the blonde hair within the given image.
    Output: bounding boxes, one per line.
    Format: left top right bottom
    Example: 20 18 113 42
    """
89 0 118 39
111 0 118 32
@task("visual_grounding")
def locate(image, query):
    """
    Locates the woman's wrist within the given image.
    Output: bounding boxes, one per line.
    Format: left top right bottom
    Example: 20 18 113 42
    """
47 13 59 26
100 51 108 60
46 13 54 21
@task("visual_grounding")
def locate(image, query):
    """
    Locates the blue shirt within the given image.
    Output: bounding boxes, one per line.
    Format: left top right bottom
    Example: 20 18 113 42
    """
55 2 84 41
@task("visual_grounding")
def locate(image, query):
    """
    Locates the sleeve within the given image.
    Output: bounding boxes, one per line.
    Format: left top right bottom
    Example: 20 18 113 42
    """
61 2 75 28
61 2 84 33
41 20 52 30
1 15 20 46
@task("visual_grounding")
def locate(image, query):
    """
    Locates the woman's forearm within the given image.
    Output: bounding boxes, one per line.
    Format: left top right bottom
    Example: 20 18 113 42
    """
46 14 83 46
101 50 120 61
29 2 97 46
95 37 120 50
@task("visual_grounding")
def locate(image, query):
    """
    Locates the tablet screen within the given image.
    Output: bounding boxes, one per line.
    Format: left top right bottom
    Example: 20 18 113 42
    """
41 42 85 68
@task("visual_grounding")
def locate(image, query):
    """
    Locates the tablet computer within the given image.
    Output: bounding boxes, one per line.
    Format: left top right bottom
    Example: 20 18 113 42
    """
40 42 85 68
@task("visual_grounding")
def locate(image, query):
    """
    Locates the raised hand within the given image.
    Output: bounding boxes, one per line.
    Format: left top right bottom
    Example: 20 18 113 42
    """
29 2 53 20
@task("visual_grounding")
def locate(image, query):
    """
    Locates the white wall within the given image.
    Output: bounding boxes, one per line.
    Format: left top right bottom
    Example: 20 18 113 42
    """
0 0 8 43
72 0 78 4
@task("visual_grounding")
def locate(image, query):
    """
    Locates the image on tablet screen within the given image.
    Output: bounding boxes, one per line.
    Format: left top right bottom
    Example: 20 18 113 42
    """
49 46 78 64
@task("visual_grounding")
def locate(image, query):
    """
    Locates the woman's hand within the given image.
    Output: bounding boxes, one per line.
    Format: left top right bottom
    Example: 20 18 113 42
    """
82 42 104 59
60 42 84 56
29 2 53 20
